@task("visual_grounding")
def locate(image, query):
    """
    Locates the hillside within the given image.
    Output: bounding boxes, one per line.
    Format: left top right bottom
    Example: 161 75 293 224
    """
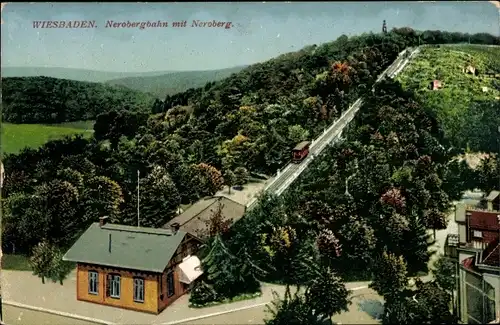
1 76 156 123
1 66 175 83
396 45 500 153
105 66 247 98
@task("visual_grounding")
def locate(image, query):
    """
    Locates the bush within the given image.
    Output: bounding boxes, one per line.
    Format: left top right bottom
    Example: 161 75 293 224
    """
189 280 221 306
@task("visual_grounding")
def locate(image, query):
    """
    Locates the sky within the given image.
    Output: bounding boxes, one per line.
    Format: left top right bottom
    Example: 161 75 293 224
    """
1 2 499 73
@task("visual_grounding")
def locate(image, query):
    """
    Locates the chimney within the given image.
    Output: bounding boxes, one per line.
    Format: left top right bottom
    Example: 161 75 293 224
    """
99 216 109 227
108 233 112 253
171 222 180 235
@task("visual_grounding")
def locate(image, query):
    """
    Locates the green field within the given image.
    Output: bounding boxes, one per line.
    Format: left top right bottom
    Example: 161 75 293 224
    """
396 45 500 151
2 254 31 271
1 121 94 154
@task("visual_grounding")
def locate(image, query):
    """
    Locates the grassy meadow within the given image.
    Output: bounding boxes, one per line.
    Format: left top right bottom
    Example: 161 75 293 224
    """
1 121 94 154
396 45 500 151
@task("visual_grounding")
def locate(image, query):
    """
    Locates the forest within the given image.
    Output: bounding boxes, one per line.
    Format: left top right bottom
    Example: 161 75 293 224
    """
1 28 499 323
1 76 155 123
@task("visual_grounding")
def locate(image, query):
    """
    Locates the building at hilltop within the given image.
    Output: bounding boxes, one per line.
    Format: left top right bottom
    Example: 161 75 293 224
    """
429 79 443 90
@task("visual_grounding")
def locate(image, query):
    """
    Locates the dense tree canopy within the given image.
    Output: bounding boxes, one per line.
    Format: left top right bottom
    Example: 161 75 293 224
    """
2 76 155 123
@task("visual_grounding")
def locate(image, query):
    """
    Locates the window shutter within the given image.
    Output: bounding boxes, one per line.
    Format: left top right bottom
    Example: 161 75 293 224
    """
106 274 111 297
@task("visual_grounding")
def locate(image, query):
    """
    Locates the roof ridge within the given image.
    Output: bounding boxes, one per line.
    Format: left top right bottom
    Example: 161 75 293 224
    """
101 223 180 236
181 197 220 225
213 195 246 207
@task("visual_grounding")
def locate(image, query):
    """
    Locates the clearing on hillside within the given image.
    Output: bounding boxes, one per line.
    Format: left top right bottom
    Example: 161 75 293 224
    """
396 45 500 152
1 122 94 154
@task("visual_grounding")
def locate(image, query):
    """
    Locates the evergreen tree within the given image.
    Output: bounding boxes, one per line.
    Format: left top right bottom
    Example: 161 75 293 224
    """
202 235 261 298
400 216 433 274
305 265 351 320
370 251 408 302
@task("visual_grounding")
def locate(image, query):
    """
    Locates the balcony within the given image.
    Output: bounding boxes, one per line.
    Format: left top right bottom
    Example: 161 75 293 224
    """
445 234 459 259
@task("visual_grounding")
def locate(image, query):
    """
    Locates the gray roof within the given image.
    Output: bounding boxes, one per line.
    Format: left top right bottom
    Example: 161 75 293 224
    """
486 191 500 201
63 223 186 273
293 141 311 151
165 196 246 239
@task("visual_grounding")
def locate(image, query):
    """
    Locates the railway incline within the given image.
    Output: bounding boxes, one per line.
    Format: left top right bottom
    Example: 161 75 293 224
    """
246 46 421 209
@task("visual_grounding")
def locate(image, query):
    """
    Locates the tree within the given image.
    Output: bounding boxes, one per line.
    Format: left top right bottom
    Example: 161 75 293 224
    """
234 166 250 187
476 155 499 194
135 165 181 228
400 216 433 275
202 235 261 298
29 240 57 284
316 228 342 261
3 192 47 254
424 208 447 239
369 251 408 301
338 215 377 268
82 176 123 223
50 249 75 285
223 169 236 194
195 163 225 196
197 201 233 239
411 279 457 324
432 255 456 293
38 180 80 246
189 280 220 306
305 265 351 320
56 168 84 190
382 279 457 324
288 125 310 144
265 286 328 325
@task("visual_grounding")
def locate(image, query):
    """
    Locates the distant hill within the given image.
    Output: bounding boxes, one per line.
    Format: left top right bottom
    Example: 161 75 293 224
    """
105 66 247 98
1 67 175 83
2 76 156 124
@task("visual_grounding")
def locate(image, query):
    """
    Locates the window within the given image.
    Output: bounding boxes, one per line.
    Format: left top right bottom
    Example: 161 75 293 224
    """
133 277 144 303
167 271 175 297
472 230 482 238
465 270 482 289
106 274 121 298
88 271 99 295
466 284 483 323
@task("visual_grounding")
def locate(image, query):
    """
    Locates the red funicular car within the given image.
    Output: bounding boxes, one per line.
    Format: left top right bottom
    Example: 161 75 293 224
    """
292 141 311 163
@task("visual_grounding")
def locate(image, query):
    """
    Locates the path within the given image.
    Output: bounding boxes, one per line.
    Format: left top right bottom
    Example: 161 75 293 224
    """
2 269 374 325
3 305 100 325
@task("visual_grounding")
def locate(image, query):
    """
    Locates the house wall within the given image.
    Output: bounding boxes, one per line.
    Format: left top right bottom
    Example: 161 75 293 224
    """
459 224 467 244
77 263 159 314
157 234 201 311
487 196 500 211
456 204 466 223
